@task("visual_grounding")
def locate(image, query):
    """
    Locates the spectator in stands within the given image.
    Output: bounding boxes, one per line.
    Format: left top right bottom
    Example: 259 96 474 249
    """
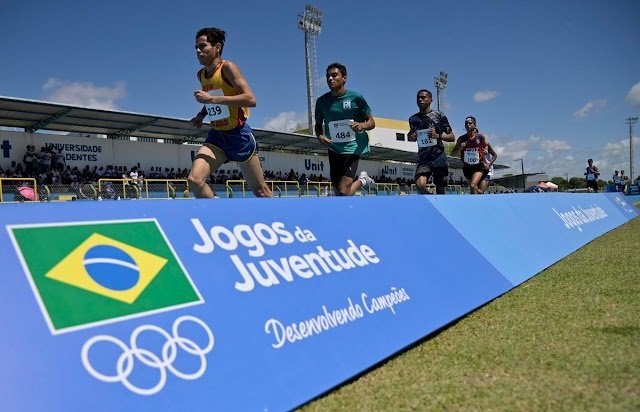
315 62 376 196
14 162 24 177
188 27 272 198
451 116 496 194
584 158 600 192
54 148 66 170
129 166 141 186
407 89 455 194
38 146 52 174
23 145 36 176
6 161 17 177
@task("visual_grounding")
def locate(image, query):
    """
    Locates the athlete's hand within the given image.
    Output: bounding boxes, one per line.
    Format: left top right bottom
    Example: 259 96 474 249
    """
194 90 215 104
317 134 332 145
350 122 364 132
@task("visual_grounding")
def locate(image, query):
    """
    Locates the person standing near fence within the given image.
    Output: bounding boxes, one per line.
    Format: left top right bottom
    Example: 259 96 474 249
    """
314 62 376 196
407 89 455 194
188 27 272 198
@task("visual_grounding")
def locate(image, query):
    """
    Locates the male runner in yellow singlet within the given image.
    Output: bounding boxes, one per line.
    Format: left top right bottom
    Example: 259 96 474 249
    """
188 27 272 198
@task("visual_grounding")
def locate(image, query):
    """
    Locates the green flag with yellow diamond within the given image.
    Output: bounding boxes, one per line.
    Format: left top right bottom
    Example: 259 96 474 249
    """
10 219 202 334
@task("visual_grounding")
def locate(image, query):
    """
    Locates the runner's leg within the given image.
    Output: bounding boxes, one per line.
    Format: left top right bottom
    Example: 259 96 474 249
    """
240 155 273 198
188 144 226 198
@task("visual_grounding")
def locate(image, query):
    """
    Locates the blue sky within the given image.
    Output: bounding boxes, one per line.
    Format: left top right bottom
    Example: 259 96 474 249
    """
1 0 639 180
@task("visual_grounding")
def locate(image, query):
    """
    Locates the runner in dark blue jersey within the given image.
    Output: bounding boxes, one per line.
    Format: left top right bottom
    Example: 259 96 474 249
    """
408 89 455 194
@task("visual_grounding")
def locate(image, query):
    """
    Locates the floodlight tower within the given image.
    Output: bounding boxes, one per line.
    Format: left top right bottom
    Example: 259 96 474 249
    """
433 71 448 111
626 117 638 182
298 4 322 134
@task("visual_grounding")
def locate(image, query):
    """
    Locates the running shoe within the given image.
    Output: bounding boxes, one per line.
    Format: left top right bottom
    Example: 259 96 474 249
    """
359 171 375 189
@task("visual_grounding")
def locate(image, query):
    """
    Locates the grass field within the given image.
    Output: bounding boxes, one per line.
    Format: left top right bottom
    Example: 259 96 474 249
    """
301 214 640 411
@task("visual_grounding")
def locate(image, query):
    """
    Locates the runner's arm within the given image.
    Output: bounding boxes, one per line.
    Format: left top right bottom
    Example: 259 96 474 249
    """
315 112 332 144
450 136 463 157
351 114 375 132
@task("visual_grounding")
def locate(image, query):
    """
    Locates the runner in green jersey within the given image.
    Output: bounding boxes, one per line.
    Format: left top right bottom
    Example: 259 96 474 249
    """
314 62 376 196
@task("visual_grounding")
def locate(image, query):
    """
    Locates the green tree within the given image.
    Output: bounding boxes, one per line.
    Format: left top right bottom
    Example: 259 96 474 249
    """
550 176 567 191
569 177 586 190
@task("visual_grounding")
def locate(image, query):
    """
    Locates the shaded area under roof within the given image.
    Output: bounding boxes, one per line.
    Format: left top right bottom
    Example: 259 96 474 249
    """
0 96 508 169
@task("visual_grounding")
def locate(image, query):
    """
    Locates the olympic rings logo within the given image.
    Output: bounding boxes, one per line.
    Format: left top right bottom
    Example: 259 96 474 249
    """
81 315 214 396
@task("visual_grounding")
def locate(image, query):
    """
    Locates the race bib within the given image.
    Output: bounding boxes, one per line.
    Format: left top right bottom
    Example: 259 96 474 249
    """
464 148 480 165
328 119 356 143
416 129 436 148
204 89 230 122
586 173 595 181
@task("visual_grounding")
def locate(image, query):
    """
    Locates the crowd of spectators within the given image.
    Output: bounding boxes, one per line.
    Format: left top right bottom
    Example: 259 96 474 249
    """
0 145 196 186
0 145 468 190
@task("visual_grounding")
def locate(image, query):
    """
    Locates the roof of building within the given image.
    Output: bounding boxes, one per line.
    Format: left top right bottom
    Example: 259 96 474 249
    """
0 95 508 169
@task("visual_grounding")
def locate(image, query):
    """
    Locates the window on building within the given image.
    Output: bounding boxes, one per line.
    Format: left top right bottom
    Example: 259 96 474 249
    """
396 133 405 141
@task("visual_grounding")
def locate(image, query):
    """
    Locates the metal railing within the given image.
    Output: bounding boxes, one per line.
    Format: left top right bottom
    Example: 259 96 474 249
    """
225 180 303 198
0 178 469 202
408 184 464 195
97 178 190 200
0 178 39 202
142 179 190 199
305 180 333 197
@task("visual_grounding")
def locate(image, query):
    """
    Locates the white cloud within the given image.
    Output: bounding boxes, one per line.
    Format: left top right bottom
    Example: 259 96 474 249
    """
601 136 640 176
262 111 308 132
473 90 498 103
540 139 571 152
489 134 574 178
489 132 640 180
42 78 126 110
626 81 640 105
573 99 607 118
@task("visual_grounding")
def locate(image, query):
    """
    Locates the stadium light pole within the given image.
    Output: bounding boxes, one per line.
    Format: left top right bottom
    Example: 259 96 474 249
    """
433 71 448 111
298 4 322 134
626 117 638 183
514 158 525 189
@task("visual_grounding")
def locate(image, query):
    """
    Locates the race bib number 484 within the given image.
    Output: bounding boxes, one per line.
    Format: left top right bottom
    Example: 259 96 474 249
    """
328 119 356 143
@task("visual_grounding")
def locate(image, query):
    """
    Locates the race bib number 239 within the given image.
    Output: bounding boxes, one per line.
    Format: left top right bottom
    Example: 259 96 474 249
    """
205 89 230 122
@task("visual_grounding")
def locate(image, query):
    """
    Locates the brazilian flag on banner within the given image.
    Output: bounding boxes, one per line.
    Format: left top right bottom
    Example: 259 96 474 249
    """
9 219 202 334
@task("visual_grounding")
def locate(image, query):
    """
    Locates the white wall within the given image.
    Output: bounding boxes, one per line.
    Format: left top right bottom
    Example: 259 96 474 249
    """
0 131 416 181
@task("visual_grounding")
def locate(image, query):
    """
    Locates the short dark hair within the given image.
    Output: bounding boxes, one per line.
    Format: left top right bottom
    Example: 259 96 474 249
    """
326 62 347 77
196 27 226 54
417 89 432 98
465 116 477 124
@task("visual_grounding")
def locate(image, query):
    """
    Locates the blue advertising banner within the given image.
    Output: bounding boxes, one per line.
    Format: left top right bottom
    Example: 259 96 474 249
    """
427 193 638 286
0 193 636 411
